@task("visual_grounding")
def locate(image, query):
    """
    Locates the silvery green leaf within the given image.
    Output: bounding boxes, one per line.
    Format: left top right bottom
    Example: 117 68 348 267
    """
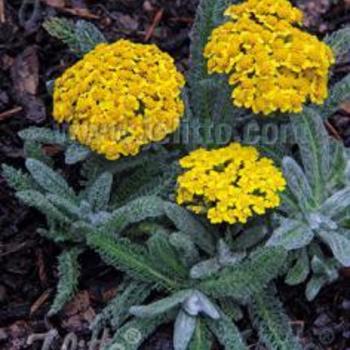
18 127 68 145
231 226 268 250
311 256 339 281
318 230 350 267
75 20 106 54
306 213 337 231
182 291 220 320
291 108 330 204
327 140 346 187
46 193 81 218
88 211 112 226
16 190 70 224
189 319 213 350
282 156 315 212
305 276 327 301
219 298 243 322
285 249 310 286
87 171 113 211
267 219 314 250
174 310 197 350
65 143 91 165
324 26 350 60
205 313 246 350
25 158 75 198
164 203 215 254
130 290 192 318
169 232 201 267
217 240 246 267
323 73 350 118
320 187 350 220
190 258 221 279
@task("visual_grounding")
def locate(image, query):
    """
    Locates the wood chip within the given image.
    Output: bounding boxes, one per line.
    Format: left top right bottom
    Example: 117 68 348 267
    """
0 0 5 23
144 8 164 42
30 289 51 315
0 106 23 122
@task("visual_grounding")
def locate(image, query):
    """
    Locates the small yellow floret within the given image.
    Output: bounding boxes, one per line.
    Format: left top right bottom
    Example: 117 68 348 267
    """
176 143 286 225
204 0 334 115
53 40 185 160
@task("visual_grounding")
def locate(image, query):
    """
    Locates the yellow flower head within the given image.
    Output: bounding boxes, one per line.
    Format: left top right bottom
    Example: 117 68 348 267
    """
53 40 185 160
176 143 286 224
204 0 334 115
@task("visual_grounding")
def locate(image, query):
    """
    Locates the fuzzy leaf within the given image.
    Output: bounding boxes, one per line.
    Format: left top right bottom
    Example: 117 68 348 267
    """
321 73 350 118
285 250 310 286
291 108 330 204
174 310 197 350
49 248 81 315
25 159 75 198
147 233 188 279
320 187 350 220
75 20 106 54
1 164 34 192
164 203 215 254
282 157 315 212
105 312 174 350
305 276 327 301
250 286 302 350
325 26 350 60
182 291 220 319
87 171 113 211
87 233 181 290
190 258 221 279
318 230 350 267
169 232 201 267
46 193 81 218
18 127 68 145
189 0 231 85
267 219 314 250
199 248 287 300
91 282 152 334
16 190 70 223
189 319 213 350
103 196 165 234
43 18 106 56
130 290 192 318
206 313 246 350
65 143 91 165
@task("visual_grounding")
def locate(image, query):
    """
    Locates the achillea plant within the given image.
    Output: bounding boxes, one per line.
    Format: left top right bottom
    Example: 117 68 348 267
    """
204 0 334 115
176 143 286 224
3 1 350 350
54 39 185 160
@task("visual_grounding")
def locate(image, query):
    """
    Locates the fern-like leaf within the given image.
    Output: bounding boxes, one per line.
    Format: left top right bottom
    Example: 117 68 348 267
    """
1 164 35 192
199 248 287 301
86 233 182 290
250 285 302 350
49 248 81 315
43 17 106 56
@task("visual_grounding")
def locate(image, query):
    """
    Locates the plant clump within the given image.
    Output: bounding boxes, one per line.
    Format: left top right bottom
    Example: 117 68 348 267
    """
53 39 185 160
204 0 335 115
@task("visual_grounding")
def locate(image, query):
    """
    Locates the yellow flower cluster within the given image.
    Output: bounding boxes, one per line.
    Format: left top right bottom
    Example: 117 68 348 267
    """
176 143 286 224
204 0 334 115
53 40 185 160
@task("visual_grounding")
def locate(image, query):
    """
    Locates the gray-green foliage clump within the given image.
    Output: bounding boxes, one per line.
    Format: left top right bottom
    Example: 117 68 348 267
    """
3 1 350 350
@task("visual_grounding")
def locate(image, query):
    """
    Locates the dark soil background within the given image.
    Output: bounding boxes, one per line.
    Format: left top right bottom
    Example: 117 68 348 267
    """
0 0 350 349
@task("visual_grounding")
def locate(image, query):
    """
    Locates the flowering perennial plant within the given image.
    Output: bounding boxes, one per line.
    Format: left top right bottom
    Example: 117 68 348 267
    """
204 0 335 115
53 40 185 160
176 143 286 224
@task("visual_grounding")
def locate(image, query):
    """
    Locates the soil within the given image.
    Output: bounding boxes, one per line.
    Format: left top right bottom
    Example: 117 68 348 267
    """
0 0 349 349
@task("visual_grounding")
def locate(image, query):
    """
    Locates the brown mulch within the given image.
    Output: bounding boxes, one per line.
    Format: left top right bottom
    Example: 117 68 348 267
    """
0 0 350 349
